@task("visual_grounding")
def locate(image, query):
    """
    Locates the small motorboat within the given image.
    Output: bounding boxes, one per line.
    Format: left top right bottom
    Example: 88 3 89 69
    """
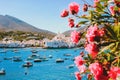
13 56 22 62
56 58 64 63
40 56 49 61
0 68 6 75
34 59 42 62
27 56 33 60
31 50 38 53
64 53 71 56
67 64 74 69
4 57 12 60
42 58 49 61
30 53 40 58
64 57 69 60
22 61 33 67
48 55 53 58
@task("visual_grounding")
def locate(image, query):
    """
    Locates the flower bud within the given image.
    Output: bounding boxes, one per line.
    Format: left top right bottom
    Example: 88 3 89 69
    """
60 9 69 17
83 4 88 12
69 21 75 28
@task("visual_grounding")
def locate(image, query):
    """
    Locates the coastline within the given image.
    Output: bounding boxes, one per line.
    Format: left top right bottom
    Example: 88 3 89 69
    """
0 46 84 49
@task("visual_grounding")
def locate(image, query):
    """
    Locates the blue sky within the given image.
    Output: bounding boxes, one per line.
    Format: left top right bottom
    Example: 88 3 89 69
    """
0 0 93 33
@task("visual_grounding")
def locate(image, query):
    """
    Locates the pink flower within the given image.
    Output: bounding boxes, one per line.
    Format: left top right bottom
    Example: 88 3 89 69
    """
86 25 99 42
71 30 81 44
110 6 115 16
98 29 105 37
85 43 99 58
74 55 84 67
61 9 69 17
69 2 80 15
78 65 86 73
108 67 120 80
75 72 81 80
89 63 103 77
86 25 105 42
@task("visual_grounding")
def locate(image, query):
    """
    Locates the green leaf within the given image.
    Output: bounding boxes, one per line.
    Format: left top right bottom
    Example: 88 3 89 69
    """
111 23 120 40
106 26 118 40
99 43 116 54
78 21 89 25
110 42 119 54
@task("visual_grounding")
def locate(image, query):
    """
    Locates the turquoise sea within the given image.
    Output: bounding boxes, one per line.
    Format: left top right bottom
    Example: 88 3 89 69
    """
0 48 84 80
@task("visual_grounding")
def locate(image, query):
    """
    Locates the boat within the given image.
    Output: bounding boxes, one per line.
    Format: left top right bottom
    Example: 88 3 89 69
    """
42 58 49 61
34 58 42 62
31 50 38 53
4 57 12 60
0 68 6 75
64 57 69 60
64 53 71 56
22 61 33 67
27 53 40 60
56 58 64 63
67 64 74 69
48 55 53 58
30 53 40 58
27 56 33 60
13 56 22 62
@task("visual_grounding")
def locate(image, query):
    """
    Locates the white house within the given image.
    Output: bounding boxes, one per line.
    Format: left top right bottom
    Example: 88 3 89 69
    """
43 33 76 48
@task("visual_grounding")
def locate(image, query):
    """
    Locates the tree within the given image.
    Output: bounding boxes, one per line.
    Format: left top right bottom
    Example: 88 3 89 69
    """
61 0 120 80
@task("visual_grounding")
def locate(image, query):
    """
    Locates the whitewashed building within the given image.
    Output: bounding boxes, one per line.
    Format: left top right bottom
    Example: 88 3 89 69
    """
43 33 76 48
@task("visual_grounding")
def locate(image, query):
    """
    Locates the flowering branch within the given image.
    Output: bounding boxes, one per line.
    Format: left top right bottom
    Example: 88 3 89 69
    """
60 0 120 80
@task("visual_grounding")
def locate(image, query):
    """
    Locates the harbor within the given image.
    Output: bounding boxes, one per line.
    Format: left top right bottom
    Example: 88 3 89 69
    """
0 48 84 80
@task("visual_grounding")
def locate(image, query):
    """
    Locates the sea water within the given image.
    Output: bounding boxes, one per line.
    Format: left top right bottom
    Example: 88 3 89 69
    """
0 48 84 80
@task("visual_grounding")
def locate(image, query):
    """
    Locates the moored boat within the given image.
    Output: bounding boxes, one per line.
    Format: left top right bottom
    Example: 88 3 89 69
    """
13 56 22 62
4 57 12 60
0 68 6 75
67 64 74 69
48 55 53 58
34 58 41 62
27 56 33 60
31 50 38 53
30 53 40 58
56 58 64 63
22 61 33 67
64 53 71 56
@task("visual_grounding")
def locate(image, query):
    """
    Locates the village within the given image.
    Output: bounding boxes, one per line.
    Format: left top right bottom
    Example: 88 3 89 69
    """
0 33 85 48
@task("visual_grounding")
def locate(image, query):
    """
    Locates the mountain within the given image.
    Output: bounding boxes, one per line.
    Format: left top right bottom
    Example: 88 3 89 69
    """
63 26 88 36
63 30 73 36
0 15 56 35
